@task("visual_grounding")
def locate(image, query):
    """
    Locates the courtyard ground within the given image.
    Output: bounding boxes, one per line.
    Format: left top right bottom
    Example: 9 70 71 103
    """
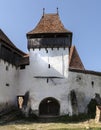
0 119 101 130
0 108 101 130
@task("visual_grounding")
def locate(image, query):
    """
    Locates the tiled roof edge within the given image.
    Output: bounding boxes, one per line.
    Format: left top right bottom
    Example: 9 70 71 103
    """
69 68 101 76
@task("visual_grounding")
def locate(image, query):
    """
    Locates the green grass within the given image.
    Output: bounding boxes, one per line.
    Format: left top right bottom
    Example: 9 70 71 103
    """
0 114 101 130
0 120 101 130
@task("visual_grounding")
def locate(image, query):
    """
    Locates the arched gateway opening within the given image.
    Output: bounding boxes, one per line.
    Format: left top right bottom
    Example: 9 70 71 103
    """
39 97 60 116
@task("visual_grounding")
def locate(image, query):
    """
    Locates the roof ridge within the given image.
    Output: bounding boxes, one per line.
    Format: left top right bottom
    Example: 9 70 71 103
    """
44 13 58 15
27 13 72 35
0 29 16 48
0 29 27 56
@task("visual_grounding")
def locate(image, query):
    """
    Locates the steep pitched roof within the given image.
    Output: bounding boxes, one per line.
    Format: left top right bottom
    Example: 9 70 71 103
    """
0 29 16 48
0 29 29 66
18 54 29 66
69 46 85 70
0 29 26 56
27 13 72 35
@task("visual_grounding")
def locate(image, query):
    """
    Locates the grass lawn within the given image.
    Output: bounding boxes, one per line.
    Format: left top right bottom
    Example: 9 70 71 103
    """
0 119 101 130
0 112 101 130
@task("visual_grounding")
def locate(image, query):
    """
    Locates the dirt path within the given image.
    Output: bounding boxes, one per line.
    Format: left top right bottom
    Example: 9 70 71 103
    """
0 119 101 130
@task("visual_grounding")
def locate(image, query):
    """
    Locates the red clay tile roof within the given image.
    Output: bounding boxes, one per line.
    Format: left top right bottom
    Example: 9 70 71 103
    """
69 68 101 76
69 46 85 70
27 13 72 35
18 54 29 66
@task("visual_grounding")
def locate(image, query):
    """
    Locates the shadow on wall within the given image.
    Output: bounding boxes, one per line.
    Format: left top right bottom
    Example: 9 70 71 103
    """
30 48 68 78
70 90 78 115
0 102 14 113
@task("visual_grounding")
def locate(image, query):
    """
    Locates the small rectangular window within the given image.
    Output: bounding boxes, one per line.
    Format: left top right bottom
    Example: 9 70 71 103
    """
47 78 49 83
46 50 48 53
20 65 25 70
6 66 9 71
6 83 10 87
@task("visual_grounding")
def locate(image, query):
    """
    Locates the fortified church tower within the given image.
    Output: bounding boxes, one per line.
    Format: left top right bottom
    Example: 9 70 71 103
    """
26 10 73 116
27 11 72 78
1 10 101 118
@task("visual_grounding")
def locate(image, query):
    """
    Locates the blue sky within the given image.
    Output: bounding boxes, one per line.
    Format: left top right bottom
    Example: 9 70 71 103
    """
0 0 101 71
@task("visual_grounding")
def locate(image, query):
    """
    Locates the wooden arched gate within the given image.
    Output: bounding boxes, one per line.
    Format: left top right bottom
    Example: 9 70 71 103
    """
39 97 60 116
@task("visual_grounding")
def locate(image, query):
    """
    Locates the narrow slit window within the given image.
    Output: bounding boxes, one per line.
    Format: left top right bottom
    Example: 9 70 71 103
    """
6 66 9 71
46 50 48 53
91 81 94 87
48 64 50 68
47 78 49 83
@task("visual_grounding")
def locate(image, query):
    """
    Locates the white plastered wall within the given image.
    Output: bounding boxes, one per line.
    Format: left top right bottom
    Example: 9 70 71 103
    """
0 59 19 109
17 48 72 115
68 71 101 113
4 47 101 116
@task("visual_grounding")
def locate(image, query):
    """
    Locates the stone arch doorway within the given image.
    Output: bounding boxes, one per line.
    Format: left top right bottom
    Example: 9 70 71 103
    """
39 97 60 116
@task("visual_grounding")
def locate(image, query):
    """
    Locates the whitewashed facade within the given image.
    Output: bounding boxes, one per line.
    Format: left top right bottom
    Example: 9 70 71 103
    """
0 60 18 111
0 13 101 116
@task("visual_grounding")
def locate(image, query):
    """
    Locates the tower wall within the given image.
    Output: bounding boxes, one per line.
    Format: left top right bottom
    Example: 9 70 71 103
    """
17 48 73 116
17 50 101 116
30 48 69 77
